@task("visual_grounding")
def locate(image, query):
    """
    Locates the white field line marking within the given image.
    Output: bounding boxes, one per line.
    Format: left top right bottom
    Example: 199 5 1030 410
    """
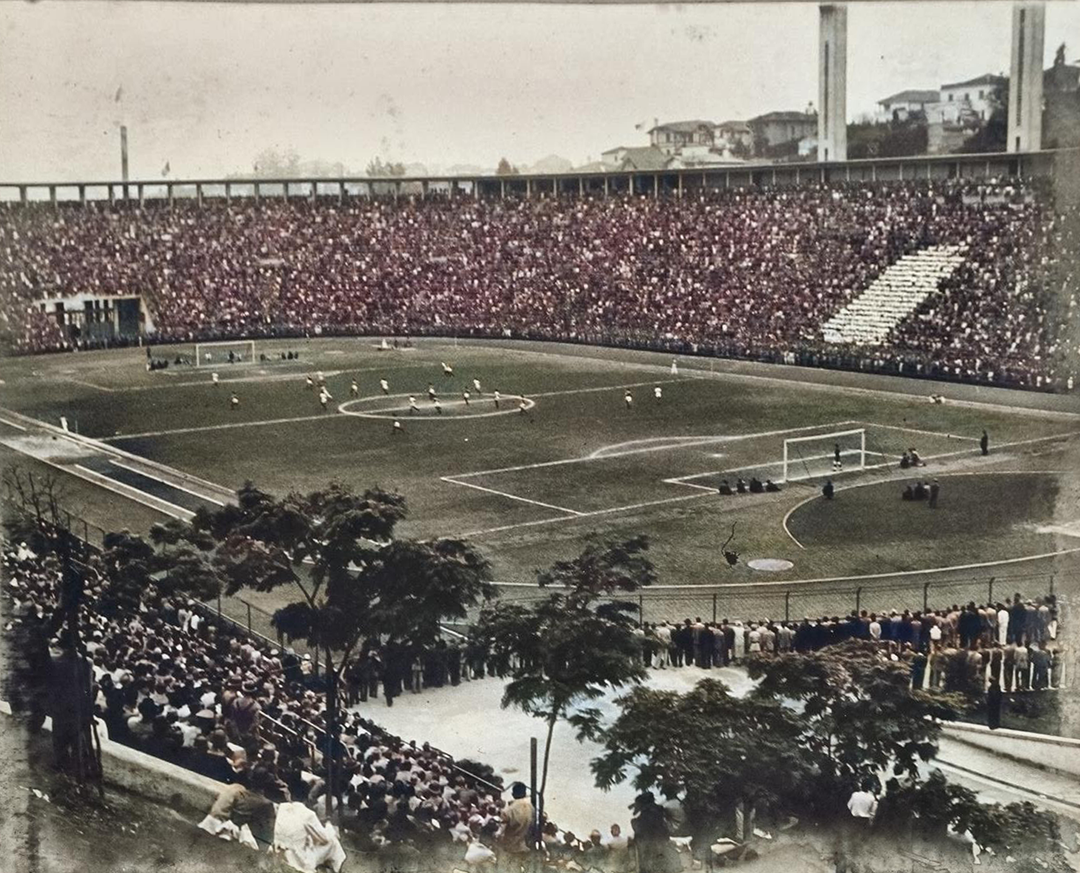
780 443 1080 549
339 396 536 420
531 378 682 399
457 490 720 538
589 435 726 458
103 379 680 440
66 377 118 393
102 413 334 441
72 463 194 520
107 458 227 506
0 416 27 431
436 340 1080 423
466 429 1080 541
452 421 857 480
81 367 344 393
861 421 980 442
660 476 718 492
440 476 584 516
587 420 861 460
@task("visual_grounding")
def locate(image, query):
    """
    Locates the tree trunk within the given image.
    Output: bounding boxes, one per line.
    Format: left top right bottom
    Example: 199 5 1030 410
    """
538 712 557 830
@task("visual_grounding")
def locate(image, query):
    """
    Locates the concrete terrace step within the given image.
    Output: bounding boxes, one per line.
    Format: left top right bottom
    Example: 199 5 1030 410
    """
823 245 967 346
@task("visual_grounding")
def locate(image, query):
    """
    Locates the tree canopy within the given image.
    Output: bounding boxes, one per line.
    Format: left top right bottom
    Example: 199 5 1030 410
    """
593 640 964 842
468 535 656 813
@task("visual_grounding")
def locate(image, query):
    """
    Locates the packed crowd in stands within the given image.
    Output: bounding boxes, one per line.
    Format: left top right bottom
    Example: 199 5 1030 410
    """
1 541 640 870
2 179 1077 391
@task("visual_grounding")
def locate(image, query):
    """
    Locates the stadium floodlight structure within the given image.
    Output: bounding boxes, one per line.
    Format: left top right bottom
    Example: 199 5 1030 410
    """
194 339 256 367
782 428 865 483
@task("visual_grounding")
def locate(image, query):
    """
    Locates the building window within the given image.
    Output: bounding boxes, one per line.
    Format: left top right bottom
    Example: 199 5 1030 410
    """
949 94 954 102
979 90 985 98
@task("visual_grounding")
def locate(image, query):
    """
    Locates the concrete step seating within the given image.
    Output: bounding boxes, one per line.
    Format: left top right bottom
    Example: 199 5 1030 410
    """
822 245 967 346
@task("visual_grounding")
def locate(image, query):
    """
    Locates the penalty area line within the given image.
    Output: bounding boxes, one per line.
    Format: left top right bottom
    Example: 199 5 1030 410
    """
439 476 585 517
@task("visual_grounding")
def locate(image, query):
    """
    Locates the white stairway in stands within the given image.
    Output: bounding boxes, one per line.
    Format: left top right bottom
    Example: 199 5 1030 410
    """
822 245 967 346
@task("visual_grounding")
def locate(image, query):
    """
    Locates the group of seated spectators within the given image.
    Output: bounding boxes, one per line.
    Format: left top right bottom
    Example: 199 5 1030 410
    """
717 477 781 495
2 541 633 870
2 178 1077 391
637 593 1063 695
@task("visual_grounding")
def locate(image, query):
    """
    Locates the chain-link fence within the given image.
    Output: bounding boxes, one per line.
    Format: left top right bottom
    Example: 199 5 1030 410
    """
487 571 1059 626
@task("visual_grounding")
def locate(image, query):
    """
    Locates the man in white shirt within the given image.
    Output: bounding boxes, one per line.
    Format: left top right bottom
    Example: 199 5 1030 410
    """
602 823 630 854
997 604 1010 646
847 788 878 822
869 615 882 642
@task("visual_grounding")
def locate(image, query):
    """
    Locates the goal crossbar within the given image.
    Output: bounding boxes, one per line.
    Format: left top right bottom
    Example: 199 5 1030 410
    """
194 339 256 367
782 428 866 483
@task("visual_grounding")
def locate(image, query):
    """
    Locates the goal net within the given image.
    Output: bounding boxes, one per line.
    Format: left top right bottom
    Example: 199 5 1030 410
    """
193 340 257 367
782 428 866 483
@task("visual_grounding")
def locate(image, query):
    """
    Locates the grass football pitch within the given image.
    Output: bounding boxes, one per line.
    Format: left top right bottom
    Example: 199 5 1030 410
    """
2 337 1079 621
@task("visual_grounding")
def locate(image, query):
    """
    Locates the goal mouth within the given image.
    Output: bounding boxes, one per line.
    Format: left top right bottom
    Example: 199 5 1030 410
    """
193 340 258 367
782 428 866 484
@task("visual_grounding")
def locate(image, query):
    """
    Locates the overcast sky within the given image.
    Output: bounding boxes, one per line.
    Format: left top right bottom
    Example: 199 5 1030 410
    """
1 1 1077 181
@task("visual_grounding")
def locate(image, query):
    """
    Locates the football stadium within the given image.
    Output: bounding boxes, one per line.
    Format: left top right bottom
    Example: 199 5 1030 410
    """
2 2 1080 873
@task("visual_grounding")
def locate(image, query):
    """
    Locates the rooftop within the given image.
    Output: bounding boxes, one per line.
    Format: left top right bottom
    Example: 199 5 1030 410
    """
940 73 1007 90
878 89 941 106
648 119 716 134
617 146 672 171
748 111 817 124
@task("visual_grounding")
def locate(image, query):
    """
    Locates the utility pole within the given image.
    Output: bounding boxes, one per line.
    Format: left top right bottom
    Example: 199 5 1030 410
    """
120 125 130 201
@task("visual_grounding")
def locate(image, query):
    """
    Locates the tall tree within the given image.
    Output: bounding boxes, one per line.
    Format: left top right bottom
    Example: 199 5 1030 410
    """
495 157 519 176
745 641 961 815
194 481 493 816
468 535 656 824
592 678 812 846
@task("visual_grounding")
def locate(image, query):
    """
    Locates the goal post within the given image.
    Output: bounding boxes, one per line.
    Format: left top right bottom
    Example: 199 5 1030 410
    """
781 428 866 483
193 339 256 367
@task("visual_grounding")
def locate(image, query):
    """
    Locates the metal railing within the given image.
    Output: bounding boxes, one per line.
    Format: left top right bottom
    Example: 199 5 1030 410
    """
486 571 1059 626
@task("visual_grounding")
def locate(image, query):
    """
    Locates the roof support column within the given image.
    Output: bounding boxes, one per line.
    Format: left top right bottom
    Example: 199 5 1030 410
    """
817 4 848 162
1008 2 1045 153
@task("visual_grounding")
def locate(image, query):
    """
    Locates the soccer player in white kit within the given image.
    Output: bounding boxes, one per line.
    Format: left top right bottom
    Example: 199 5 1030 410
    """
350 380 359 397
472 378 482 395
319 387 333 411
392 419 403 435
434 398 443 415
212 372 220 386
654 386 662 401
316 371 324 385
305 375 315 391
462 390 470 407
230 393 240 409
442 362 453 377
624 390 633 410
671 359 678 376
380 379 389 395
493 390 501 410
409 396 418 414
